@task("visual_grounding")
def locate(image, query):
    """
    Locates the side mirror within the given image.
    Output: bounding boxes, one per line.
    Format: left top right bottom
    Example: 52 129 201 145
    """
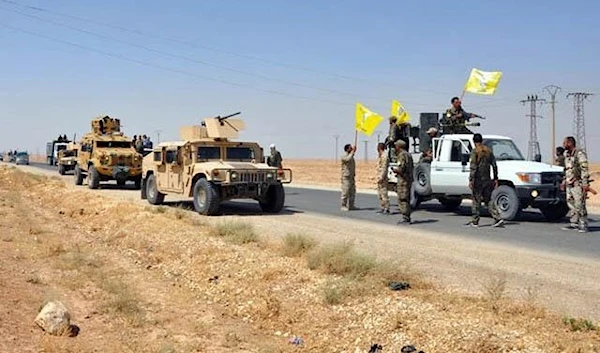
461 154 470 166
534 154 542 162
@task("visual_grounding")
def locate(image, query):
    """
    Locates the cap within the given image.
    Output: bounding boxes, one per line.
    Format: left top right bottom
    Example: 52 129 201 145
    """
426 127 438 134
269 144 276 149
394 140 406 148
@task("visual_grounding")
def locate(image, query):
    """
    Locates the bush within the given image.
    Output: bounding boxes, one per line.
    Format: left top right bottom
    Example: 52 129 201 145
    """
281 233 317 257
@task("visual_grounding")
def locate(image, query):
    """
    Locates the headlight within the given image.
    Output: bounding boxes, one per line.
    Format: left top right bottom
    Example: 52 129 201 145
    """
230 172 238 180
517 172 541 184
266 172 274 180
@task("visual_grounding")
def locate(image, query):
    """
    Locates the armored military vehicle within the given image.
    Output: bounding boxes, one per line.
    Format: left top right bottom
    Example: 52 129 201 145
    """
57 142 79 175
73 116 143 189
46 135 72 165
141 112 292 215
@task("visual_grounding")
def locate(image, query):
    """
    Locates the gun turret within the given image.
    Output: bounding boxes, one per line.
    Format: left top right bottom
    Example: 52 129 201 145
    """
91 115 121 135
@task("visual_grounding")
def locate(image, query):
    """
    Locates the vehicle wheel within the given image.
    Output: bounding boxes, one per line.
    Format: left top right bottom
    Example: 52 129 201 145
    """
58 164 65 175
146 174 165 205
74 166 84 185
413 163 432 196
192 178 220 215
134 176 142 190
409 184 421 209
491 185 521 221
260 183 285 213
439 197 462 211
540 202 569 222
88 165 100 189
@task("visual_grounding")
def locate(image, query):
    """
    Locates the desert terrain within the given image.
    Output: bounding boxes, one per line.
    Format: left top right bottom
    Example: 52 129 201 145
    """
1 164 600 352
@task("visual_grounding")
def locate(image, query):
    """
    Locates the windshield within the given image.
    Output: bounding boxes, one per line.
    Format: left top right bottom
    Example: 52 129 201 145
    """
197 147 221 160
226 147 255 161
96 141 132 148
56 144 68 151
16 152 28 157
484 139 525 161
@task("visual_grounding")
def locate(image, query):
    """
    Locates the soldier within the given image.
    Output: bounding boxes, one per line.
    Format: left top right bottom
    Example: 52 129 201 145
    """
375 142 390 214
555 146 565 167
468 133 504 228
393 140 413 224
420 127 439 163
561 136 589 233
267 144 283 168
444 97 481 134
341 143 357 211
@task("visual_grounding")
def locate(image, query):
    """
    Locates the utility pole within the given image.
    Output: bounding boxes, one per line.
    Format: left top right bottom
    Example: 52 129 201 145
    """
566 92 593 152
375 130 383 144
520 95 545 161
333 134 340 162
363 140 368 162
155 129 162 144
543 85 561 163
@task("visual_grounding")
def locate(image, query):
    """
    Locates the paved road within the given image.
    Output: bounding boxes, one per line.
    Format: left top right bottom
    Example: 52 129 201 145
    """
29 162 599 259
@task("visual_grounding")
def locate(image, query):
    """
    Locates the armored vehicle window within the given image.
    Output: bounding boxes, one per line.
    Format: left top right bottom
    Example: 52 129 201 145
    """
96 141 132 148
153 151 162 162
81 144 92 152
226 147 254 161
165 150 178 164
197 147 221 160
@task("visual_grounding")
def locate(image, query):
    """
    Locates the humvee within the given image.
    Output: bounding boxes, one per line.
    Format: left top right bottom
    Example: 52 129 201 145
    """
57 142 79 175
141 113 292 215
73 116 143 189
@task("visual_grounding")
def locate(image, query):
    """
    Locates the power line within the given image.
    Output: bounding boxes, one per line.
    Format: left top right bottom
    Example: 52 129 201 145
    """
543 85 561 163
520 95 545 161
0 22 352 107
566 92 593 152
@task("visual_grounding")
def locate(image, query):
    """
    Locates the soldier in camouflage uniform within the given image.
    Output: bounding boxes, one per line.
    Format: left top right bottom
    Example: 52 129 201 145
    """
554 146 565 168
341 143 357 211
393 140 413 224
375 142 390 214
443 97 481 134
561 136 589 233
468 133 504 228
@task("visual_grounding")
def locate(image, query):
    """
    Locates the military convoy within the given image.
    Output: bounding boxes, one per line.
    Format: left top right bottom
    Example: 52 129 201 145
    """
73 116 143 189
141 113 292 215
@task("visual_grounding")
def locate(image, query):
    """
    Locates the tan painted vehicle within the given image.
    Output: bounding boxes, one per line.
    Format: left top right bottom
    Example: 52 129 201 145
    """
141 113 292 215
57 142 79 175
73 116 143 189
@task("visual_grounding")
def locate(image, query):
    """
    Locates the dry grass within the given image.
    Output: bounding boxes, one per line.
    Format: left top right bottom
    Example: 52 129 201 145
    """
280 233 317 257
563 317 598 332
306 241 376 278
322 278 350 305
210 221 259 245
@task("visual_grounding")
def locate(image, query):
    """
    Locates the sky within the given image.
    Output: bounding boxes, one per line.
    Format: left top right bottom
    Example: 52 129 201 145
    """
1 0 599 162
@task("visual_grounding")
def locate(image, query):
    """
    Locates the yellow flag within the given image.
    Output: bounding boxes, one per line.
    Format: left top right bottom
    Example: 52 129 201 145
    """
355 103 384 136
391 100 411 124
464 68 503 95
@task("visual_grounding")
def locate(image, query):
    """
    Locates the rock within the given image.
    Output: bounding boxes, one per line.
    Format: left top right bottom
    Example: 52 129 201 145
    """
34 301 71 336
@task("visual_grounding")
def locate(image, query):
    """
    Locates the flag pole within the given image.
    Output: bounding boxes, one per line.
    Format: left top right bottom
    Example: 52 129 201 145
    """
354 130 358 148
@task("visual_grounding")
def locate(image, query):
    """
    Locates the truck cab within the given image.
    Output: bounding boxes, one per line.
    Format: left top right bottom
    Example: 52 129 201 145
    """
389 133 567 221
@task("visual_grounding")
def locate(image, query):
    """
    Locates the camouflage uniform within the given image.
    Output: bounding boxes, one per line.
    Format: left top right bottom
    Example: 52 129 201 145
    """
395 149 413 222
563 148 589 230
376 153 390 212
469 145 501 225
268 150 283 168
341 151 356 209
554 155 565 168
443 107 474 134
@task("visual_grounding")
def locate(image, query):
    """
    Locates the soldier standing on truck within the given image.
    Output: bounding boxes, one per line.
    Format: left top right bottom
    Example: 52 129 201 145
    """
375 142 390 214
561 136 590 233
341 143 357 212
420 127 439 163
468 133 504 228
393 140 413 224
444 97 482 134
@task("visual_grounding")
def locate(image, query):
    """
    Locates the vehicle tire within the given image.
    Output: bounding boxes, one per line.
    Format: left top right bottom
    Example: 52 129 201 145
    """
88 165 100 189
134 176 142 190
409 185 421 210
146 174 165 205
58 164 65 175
540 202 569 222
74 165 84 185
413 163 432 196
260 183 285 213
439 197 462 211
491 185 521 221
192 178 220 215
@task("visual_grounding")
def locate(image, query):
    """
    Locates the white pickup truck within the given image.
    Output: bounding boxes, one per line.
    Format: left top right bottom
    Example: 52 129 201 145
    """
388 134 568 221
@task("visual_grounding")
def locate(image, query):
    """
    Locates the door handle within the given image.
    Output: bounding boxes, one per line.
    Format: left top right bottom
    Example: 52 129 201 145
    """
435 168 443 171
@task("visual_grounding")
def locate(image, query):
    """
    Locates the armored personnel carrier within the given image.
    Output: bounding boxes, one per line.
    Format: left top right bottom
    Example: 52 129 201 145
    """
73 116 143 189
57 142 79 175
141 112 292 215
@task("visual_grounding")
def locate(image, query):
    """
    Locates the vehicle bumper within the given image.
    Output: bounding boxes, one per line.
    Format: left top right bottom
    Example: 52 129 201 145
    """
219 182 280 200
516 185 566 208
97 165 142 180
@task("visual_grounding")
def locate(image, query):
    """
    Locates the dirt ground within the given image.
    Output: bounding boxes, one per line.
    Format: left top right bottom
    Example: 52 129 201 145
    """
286 159 600 208
1 165 600 352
